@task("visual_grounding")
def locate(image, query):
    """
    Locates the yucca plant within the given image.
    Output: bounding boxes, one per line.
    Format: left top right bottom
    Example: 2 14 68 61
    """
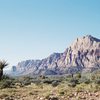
0 60 8 80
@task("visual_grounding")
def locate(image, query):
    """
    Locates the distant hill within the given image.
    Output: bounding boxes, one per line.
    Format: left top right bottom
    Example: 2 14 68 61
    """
9 35 100 76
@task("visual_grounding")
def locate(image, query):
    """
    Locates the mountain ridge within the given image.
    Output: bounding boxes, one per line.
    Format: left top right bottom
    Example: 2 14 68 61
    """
10 35 100 76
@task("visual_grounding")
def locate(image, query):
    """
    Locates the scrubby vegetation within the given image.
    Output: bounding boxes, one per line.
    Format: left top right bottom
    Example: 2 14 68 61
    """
0 70 100 100
0 60 8 80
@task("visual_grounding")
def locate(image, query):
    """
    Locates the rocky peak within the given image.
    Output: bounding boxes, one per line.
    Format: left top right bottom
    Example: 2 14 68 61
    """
71 35 99 51
65 35 100 68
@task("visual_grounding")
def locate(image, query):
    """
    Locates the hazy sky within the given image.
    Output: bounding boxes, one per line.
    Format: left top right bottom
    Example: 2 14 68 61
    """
0 0 100 66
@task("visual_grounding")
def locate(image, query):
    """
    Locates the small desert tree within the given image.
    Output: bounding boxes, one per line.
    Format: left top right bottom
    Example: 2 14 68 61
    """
0 60 8 80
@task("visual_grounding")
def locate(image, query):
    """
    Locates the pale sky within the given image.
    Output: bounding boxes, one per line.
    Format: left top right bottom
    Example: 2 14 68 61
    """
0 0 100 66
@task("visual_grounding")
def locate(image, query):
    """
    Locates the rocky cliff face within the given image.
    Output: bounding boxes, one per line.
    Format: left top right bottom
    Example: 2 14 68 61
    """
11 35 100 76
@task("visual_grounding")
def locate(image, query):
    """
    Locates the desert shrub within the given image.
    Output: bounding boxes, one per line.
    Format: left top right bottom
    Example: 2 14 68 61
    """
90 70 100 82
39 75 46 79
59 90 65 95
2 75 11 80
42 76 62 85
68 78 79 87
32 79 41 85
51 80 59 87
81 71 91 79
14 82 23 88
46 96 59 100
17 76 32 86
69 78 79 84
22 80 31 85
91 75 96 80
0 80 12 89
23 76 32 81
45 93 51 99
68 82 76 87
79 77 91 84
74 73 81 79
42 79 53 84
0 94 9 99
0 75 17 89
94 79 100 84
67 74 74 78
86 79 91 84
31 79 40 83
66 74 74 81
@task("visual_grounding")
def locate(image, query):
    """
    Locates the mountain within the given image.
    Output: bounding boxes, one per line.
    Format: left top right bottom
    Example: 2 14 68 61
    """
10 35 100 76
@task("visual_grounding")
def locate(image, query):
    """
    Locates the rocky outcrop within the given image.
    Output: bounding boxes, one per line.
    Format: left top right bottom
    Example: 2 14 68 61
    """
65 35 100 67
10 35 100 76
